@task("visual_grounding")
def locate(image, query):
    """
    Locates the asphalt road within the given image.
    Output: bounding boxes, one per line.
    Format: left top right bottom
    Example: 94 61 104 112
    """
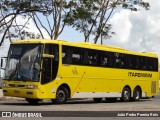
0 97 160 111
0 90 160 119
0 89 160 111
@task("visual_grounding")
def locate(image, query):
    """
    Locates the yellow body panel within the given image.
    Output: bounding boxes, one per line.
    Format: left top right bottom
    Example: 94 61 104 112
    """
2 39 159 99
58 65 159 97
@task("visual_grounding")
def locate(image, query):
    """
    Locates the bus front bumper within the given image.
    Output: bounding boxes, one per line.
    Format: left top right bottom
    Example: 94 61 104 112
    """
2 88 46 99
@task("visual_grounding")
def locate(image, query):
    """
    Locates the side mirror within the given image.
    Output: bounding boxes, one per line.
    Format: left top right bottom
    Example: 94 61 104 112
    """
42 54 54 58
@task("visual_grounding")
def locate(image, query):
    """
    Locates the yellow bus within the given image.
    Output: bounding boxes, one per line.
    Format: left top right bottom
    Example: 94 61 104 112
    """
1 39 159 104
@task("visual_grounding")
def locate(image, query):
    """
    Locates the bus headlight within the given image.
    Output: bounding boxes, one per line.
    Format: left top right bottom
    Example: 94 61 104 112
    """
26 85 38 89
3 83 9 87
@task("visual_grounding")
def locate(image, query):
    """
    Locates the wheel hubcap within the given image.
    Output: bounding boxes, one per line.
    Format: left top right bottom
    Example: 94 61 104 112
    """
57 90 65 102
124 91 129 100
135 91 140 100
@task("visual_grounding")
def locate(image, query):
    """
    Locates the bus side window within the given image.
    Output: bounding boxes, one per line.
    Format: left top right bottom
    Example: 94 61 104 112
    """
72 47 82 65
121 54 126 68
82 50 89 65
114 53 125 68
62 46 72 64
88 50 97 66
143 57 147 70
153 58 158 71
147 58 152 70
148 58 156 71
108 52 114 67
134 57 140 69
101 52 109 66
128 55 133 69
140 57 145 70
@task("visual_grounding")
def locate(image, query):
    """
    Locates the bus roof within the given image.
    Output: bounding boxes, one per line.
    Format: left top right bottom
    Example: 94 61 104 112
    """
11 39 158 58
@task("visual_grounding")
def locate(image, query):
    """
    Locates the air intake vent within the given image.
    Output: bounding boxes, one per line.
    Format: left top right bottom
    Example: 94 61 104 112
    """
151 81 156 93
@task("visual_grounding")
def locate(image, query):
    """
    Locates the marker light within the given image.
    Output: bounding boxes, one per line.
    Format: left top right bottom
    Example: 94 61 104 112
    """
26 85 38 89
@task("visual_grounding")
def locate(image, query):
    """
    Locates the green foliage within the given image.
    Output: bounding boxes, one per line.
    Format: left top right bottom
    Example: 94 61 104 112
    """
0 0 150 46
64 0 150 44
0 0 70 45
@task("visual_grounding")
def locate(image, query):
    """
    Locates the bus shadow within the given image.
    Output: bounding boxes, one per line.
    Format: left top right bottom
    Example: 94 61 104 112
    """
66 99 152 104
0 98 152 106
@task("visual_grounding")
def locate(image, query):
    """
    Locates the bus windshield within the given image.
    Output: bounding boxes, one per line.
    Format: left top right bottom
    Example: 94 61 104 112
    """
4 44 42 82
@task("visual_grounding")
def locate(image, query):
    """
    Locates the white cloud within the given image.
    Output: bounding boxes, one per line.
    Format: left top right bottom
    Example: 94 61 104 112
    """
14 16 50 39
0 16 49 57
109 10 132 43
1 0 160 57
106 0 160 56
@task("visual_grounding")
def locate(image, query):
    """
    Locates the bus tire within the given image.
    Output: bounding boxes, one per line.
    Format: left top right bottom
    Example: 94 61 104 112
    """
133 87 141 101
93 98 102 103
51 86 69 104
105 98 117 103
25 98 41 105
121 87 131 102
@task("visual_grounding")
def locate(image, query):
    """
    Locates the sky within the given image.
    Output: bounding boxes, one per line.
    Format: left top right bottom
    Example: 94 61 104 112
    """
0 0 160 57
105 0 160 55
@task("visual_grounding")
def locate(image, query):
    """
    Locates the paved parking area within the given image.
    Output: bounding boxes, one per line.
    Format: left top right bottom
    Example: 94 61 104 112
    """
0 79 2 89
0 89 3 98
0 89 160 111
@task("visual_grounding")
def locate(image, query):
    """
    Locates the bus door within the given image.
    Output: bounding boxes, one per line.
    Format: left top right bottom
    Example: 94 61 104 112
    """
41 44 59 85
41 56 53 84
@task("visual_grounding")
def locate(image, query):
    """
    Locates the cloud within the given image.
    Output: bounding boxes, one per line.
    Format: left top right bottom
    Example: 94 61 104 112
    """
1 0 160 57
106 0 160 56
13 16 50 39
0 16 49 57
109 10 132 43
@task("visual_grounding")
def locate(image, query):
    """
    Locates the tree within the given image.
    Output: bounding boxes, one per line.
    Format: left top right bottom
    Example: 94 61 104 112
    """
0 0 74 46
0 0 150 46
65 0 150 44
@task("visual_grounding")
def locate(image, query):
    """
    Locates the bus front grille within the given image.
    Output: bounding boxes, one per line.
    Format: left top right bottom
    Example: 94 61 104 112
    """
9 84 25 88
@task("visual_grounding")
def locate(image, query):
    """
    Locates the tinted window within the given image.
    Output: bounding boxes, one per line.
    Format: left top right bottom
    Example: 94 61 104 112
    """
62 45 158 71
72 47 83 65
100 52 109 66
62 46 73 64
114 53 126 68
153 58 158 71
87 49 97 66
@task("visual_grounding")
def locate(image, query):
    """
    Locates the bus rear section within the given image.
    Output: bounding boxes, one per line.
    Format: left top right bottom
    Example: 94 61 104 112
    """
60 45 159 103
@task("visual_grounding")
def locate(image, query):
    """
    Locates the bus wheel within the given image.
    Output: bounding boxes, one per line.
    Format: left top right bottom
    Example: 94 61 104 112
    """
51 87 69 104
121 87 131 102
25 98 41 105
93 98 102 103
133 87 141 101
105 98 117 103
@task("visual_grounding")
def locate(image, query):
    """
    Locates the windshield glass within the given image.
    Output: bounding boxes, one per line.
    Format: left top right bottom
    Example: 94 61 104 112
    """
4 44 42 82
